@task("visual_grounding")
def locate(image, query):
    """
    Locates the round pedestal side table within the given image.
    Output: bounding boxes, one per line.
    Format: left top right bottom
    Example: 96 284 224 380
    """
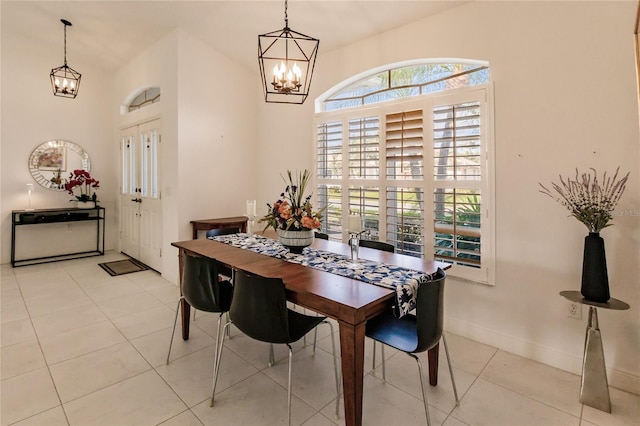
560 290 630 413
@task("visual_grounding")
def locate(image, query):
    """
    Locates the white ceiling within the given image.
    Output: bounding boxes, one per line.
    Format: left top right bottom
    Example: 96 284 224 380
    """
2 0 467 72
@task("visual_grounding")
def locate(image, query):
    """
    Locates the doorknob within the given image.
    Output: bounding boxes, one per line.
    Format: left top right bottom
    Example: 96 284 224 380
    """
131 198 142 203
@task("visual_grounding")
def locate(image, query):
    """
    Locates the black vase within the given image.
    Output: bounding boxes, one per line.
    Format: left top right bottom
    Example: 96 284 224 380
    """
581 232 610 303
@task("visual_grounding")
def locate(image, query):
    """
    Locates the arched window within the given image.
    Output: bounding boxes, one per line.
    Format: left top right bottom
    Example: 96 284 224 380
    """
319 60 488 112
314 59 494 285
127 87 161 112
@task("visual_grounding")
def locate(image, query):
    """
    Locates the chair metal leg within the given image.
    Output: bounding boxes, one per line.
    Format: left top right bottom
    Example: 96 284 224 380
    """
381 344 386 383
210 317 220 406
209 313 224 403
287 343 293 426
269 343 275 367
319 320 341 419
312 327 318 354
225 271 234 341
300 307 309 348
414 354 432 426
166 296 184 365
211 320 232 407
372 340 387 382
442 335 460 406
372 341 377 374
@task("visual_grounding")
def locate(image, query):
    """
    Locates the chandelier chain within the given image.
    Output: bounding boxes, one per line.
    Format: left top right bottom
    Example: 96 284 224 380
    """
63 23 67 65
284 0 288 28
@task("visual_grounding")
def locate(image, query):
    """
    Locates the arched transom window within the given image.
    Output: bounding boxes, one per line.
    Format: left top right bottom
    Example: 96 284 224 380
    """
320 60 488 112
127 87 161 112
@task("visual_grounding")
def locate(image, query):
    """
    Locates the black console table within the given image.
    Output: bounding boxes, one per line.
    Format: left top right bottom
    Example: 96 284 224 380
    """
11 207 105 267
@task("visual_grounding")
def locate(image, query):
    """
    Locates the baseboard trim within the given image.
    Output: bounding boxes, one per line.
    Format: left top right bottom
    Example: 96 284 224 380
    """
446 316 640 396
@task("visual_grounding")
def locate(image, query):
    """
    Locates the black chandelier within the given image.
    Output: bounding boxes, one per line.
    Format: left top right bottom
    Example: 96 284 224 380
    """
50 19 81 99
258 0 319 104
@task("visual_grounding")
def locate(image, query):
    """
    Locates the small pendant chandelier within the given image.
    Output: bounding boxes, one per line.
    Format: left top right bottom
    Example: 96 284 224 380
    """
50 19 81 99
258 0 319 104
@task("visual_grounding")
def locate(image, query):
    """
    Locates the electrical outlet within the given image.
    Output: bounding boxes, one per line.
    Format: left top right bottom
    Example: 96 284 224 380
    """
568 302 582 319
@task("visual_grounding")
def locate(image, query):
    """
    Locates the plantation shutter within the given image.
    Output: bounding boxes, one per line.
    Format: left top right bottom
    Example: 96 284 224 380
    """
385 108 425 256
386 186 424 257
316 120 344 237
349 186 381 239
385 109 423 180
316 121 342 179
432 100 483 268
349 117 379 179
317 184 342 237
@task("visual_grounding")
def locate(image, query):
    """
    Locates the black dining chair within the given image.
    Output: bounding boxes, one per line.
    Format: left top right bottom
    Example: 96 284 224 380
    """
202 226 239 317
355 238 395 372
205 227 240 238
314 231 329 240
212 268 341 424
166 253 233 402
358 239 395 253
365 268 459 426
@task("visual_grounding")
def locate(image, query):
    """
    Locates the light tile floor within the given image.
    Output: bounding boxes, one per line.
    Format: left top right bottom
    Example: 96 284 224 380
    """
1 252 638 425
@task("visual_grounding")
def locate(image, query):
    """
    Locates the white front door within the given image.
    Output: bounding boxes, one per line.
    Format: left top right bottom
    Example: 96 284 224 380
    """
119 119 163 272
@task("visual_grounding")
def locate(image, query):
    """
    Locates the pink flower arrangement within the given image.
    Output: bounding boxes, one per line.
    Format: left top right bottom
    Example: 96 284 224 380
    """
259 170 324 232
64 169 100 203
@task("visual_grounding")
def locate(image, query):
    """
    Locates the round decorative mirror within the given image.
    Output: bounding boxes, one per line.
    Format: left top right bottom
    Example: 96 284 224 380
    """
29 140 91 190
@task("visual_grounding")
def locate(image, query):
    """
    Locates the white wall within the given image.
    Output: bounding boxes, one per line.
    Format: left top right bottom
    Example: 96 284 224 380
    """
113 30 258 284
259 1 640 393
255 100 316 221
176 30 258 246
1 23 117 263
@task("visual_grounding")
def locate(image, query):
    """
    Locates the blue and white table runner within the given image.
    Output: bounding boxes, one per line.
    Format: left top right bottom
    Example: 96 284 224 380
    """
210 233 437 318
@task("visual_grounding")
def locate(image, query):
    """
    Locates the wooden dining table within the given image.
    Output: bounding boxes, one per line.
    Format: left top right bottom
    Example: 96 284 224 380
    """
171 232 448 426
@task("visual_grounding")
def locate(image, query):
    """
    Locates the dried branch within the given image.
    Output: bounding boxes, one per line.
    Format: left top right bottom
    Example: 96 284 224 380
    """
539 167 629 233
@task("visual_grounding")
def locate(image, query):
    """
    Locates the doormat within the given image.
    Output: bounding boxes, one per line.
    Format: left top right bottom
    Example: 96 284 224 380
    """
99 258 149 276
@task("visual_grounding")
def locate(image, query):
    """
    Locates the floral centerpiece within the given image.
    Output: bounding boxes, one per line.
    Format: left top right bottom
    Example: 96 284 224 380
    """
539 167 629 303
259 169 325 253
64 169 100 206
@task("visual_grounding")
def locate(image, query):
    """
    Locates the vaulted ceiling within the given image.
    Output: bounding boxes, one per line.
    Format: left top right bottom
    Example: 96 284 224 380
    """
2 1 468 72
